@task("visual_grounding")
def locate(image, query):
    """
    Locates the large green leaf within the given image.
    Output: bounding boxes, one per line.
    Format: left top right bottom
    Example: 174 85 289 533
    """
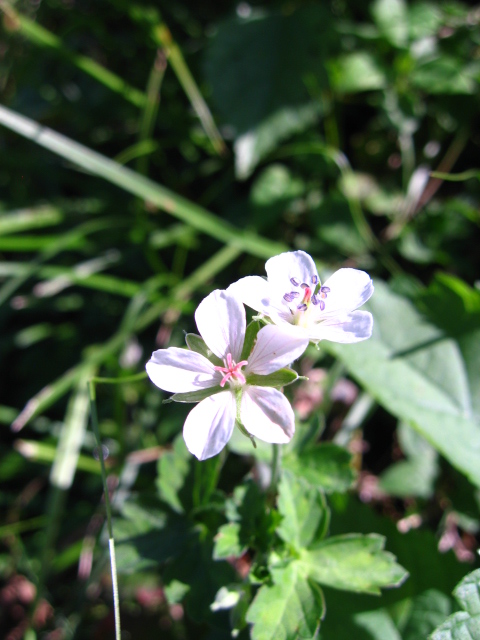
204 6 334 177
430 569 480 640
299 533 408 595
277 471 329 549
284 443 356 494
323 277 480 488
246 562 325 640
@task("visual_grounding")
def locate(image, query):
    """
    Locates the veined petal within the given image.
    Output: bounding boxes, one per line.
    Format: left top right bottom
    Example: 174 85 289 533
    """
183 391 236 460
146 348 219 393
265 250 319 295
308 310 373 343
195 290 246 362
321 268 374 315
246 325 308 375
241 386 295 443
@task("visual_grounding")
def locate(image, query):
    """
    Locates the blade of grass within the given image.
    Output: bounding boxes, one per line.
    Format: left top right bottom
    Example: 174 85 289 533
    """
136 49 166 175
0 104 287 259
0 205 63 235
153 22 226 156
0 1 147 108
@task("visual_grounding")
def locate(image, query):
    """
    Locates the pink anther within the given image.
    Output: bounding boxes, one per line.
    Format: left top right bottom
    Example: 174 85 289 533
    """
214 353 248 387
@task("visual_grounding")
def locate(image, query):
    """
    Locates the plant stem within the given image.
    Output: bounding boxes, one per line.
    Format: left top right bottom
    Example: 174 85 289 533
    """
88 381 121 640
268 443 281 500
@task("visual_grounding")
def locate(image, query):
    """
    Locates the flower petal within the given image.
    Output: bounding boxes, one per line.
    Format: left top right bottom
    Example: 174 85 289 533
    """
195 290 246 362
246 325 308 375
320 268 374 315
241 386 295 443
308 310 373 343
183 391 236 460
146 348 219 393
226 275 270 313
265 250 319 294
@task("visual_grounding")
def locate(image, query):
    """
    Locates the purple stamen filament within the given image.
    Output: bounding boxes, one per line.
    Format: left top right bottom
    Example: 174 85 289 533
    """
214 353 248 387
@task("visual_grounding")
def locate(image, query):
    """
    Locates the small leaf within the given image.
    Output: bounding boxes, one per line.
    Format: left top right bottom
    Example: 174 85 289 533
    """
246 562 325 640
300 533 408 595
240 320 261 361
213 522 243 560
185 333 223 366
246 368 298 388
277 471 329 549
329 52 386 93
371 0 409 48
284 443 356 493
430 569 480 640
167 386 222 403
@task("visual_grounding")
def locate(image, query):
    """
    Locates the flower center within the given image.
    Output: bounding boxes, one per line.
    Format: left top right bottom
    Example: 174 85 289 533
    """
214 353 248 388
283 274 330 321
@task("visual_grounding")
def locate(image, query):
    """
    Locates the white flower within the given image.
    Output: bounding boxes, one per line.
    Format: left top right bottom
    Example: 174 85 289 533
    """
228 250 374 344
146 290 308 460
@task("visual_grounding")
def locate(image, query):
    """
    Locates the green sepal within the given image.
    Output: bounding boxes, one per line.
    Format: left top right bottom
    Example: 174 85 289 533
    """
246 368 298 388
164 386 222 403
185 333 223 366
240 320 261 361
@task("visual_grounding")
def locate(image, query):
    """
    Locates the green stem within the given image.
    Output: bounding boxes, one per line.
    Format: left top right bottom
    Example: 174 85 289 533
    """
268 443 281 500
88 381 121 640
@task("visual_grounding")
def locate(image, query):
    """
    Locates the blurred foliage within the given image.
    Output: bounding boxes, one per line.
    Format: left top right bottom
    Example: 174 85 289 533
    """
0 0 479 637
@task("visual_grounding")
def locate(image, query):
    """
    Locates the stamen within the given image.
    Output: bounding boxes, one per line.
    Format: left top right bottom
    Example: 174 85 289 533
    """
290 291 300 298
319 300 325 311
290 277 300 287
311 294 319 305
300 282 309 289
214 354 248 388
284 293 295 303
321 286 330 293
297 303 308 311
311 275 318 285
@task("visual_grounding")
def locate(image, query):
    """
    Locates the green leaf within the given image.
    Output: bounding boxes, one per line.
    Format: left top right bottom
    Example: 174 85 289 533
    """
284 443 356 494
240 320 261 362
247 368 298 388
430 569 480 640
205 6 333 177
246 562 325 640
277 471 329 549
185 333 223 366
411 57 477 95
213 522 243 560
156 435 192 514
300 534 408 595
329 53 386 93
168 386 222 403
323 278 480 489
400 590 452 640
371 0 409 48
379 421 438 498
114 499 189 573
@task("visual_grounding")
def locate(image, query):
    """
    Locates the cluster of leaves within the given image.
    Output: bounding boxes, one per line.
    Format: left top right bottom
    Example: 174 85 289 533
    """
0 0 479 637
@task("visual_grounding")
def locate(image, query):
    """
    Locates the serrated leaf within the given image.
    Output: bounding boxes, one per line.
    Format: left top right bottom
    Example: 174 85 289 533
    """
247 562 325 640
323 278 480 489
247 368 298 388
277 471 329 549
401 590 452 640
284 443 356 493
430 569 480 640
300 533 408 595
